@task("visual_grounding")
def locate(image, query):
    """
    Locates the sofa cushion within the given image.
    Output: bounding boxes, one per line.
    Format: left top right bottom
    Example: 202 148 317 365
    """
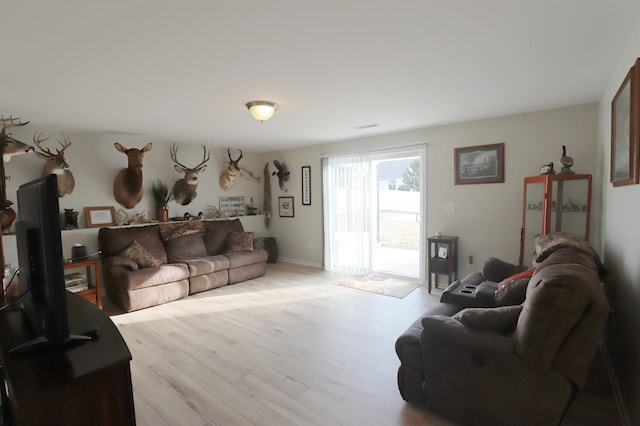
204 219 244 255
185 255 231 277
99 224 168 264
118 263 191 291
225 248 268 268
159 221 206 241
533 232 606 277
164 234 208 263
120 240 163 268
515 249 599 378
226 231 254 253
482 257 527 282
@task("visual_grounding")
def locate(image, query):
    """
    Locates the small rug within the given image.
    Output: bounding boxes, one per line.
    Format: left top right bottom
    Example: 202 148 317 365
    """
333 275 420 298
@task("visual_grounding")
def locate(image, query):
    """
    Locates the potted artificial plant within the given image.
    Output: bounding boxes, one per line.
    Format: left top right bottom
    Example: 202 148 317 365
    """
151 180 172 222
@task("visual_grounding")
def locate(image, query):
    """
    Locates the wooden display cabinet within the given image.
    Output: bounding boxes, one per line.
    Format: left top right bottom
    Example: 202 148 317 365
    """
519 174 592 266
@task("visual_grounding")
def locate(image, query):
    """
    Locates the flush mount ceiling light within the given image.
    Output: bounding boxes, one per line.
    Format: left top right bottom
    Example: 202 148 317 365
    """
246 100 279 122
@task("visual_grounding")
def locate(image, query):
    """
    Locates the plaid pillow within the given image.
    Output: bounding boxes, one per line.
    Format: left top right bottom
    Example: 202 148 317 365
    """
120 240 162 268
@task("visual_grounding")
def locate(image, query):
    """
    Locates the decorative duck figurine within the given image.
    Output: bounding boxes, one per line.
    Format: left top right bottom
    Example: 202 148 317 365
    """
559 145 574 174
539 162 555 175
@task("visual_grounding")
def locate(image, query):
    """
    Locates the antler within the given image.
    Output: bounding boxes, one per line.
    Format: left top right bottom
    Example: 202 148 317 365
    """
170 143 189 171
56 133 72 154
172 143 210 172
0 115 29 136
194 145 211 170
227 148 243 163
33 131 54 156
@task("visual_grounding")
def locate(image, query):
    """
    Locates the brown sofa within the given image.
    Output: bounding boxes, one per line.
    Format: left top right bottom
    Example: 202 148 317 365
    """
396 232 609 425
98 219 268 312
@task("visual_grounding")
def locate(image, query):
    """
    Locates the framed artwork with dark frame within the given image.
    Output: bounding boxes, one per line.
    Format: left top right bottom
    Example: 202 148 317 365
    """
278 196 295 217
454 143 505 185
85 206 116 228
611 57 640 187
301 166 311 205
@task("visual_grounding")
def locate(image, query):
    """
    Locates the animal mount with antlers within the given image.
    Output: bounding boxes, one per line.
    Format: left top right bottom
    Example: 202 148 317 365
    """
219 148 261 191
113 142 152 208
0 115 34 163
170 143 210 205
33 131 75 197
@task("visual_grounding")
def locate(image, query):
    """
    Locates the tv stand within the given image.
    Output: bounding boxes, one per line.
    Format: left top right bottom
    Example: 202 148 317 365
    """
0 293 135 425
8 329 95 354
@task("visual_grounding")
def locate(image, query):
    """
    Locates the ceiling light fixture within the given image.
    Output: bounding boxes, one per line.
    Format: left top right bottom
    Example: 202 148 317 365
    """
246 100 279 122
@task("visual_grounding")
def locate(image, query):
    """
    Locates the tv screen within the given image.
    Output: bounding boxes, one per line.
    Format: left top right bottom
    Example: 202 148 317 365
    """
13 174 69 351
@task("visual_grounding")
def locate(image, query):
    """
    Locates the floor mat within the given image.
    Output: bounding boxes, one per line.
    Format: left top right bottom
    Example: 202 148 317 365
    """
333 275 420 298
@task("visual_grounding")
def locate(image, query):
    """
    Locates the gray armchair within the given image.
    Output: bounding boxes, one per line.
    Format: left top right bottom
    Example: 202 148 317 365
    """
399 235 609 425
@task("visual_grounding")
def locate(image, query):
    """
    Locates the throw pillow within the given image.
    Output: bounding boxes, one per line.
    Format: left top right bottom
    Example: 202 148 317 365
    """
225 231 254 253
120 240 162 268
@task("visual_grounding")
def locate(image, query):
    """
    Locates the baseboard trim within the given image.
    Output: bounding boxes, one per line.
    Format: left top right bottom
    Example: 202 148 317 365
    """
600 340 631 425
277 257 323 268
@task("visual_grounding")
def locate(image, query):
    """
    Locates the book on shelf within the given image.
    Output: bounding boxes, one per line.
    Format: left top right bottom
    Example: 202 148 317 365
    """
66 283 90 293
65 272 87 287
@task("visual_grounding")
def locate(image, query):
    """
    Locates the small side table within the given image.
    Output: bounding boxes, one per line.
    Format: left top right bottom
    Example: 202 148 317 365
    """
64 257 102 309
427 235 458 293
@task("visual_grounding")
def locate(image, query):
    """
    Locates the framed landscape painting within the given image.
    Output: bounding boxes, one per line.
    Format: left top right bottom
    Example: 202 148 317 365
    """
611 57 640 187
454 143 505 185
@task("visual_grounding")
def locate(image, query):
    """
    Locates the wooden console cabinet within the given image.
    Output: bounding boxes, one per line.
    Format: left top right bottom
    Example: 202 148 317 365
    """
0 293 135 425
519 173 592 266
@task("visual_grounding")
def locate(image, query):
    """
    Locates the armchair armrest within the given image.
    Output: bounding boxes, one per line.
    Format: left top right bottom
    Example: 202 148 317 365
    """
453 305 522 334
103 256 139 271
421 315 515 356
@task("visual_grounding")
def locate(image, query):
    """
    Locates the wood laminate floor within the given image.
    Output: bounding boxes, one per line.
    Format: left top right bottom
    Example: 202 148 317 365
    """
105 262 622 425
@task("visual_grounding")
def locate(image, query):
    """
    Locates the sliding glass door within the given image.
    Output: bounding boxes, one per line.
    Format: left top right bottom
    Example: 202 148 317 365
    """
323 146 424 279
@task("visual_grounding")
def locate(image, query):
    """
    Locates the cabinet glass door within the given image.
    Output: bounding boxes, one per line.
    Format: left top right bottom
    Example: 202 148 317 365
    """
550 179 589 238
522 181 545 260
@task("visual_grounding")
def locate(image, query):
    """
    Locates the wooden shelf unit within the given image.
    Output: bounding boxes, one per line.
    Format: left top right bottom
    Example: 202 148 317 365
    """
64 257 102 309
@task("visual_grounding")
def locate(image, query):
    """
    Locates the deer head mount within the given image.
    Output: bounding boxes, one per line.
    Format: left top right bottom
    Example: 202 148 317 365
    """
170 143 210 205
113 142 152 209
33 131 75 197
0 115 34 162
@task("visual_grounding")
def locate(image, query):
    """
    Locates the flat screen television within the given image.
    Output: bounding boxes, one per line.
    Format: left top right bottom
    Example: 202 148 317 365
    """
11 175 90 353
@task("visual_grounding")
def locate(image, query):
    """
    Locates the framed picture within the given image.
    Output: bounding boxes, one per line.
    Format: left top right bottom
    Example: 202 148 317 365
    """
611 57 640 187
454 143 505 185
85 206 116 228
278 196 295 217
219 196 246 217
438 247 448 259
301 166 311 205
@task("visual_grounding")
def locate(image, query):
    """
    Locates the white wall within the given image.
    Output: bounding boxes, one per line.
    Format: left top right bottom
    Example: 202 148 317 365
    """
597 13 640 424
1 128 267 267
264 103 599 278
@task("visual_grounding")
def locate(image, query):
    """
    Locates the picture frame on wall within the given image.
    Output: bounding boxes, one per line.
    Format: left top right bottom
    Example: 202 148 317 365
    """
219 196 246 217
278 196 294 217
85 206 116 228
454 143 505 185
301 166 311 205
611 57 640 187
